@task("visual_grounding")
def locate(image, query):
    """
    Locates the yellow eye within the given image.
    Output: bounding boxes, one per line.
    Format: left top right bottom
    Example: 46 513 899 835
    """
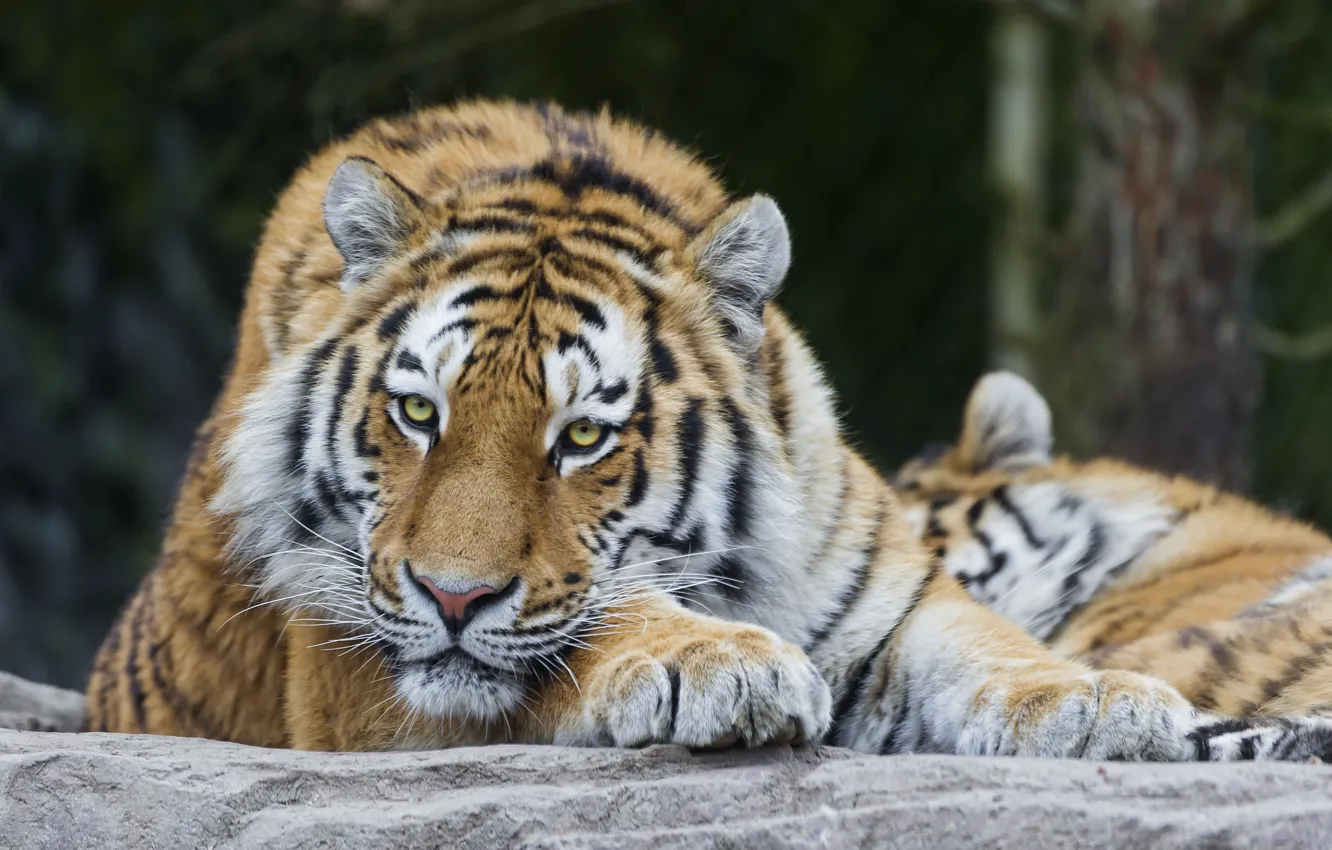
401 395 437 426
565 419 604 450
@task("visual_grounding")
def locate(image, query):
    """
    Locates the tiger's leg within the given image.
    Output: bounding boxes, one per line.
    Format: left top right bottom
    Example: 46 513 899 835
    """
513 593 832 748
1077 588 1332 764
833 564 1200 760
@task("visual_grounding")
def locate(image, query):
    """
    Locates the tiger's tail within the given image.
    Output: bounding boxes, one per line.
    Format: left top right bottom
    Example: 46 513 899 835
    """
1187 715 1332 763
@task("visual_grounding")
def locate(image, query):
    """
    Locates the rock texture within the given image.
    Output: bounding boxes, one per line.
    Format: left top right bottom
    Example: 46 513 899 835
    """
0 671 84 734
3 672 1332 848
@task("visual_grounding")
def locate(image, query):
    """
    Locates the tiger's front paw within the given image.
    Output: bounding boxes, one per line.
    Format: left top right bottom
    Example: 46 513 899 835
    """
961 669 1195 761
561 621 831 749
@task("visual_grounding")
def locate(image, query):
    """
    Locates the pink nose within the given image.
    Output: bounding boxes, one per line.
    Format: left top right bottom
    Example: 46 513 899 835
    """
416 577 500 635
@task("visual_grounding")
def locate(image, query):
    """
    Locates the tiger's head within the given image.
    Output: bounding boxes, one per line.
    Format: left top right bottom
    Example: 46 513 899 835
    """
213 140 803 721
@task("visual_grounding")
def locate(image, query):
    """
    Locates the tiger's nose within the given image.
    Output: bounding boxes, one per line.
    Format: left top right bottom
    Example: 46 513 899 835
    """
415 576 510 636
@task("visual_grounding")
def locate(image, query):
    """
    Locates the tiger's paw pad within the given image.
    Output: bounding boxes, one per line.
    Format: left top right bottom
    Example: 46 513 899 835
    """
574 627 831 749
962 670 1194 761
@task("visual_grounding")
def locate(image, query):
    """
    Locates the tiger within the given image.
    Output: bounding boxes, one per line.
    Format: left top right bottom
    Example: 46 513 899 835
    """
83 99 1295 760
894 369 1332 761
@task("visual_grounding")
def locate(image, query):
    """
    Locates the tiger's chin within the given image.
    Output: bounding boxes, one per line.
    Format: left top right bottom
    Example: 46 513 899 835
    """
395 648 528 721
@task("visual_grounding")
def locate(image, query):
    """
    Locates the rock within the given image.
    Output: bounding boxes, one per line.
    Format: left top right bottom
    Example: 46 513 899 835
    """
2 674 1332 848
0 671 84 733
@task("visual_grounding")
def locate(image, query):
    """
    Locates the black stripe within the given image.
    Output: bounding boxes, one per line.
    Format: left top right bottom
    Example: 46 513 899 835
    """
879 665 913 754
991 486 1044 548
92 597 127 731
958 498 1008 589
125 594 149 733
525 155 691 233
491 198 541 215
626 448 648 508
290 499 322 543
665 399 706 535
1258 640 1332 705
644 306 679 384
377 302 416 341
546 247 620 281
367 564 404 607
451 284 511 309
807 460 851 569
1238 735 1258 760
285 339 339 474
328 345 359 461
448 247 531 277
354 409 381 459
829 561 942 741
567 226 660 268
806 500 888 650
557 291 606 330
1187 717 1254 760
596 379 629 405
453 214 537 234
148 622 224 741
632 385 655 442
763 336 792 440
428 317 478 344
369 119 490 153
1060 518 1109 594
719 398 757 540
394 350 426 376
714 555 749 603
312 472 345 524
557 331 602 374
368 597 422 629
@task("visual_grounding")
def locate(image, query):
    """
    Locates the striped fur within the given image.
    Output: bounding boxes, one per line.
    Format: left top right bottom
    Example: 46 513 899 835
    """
896 371 1332 762
90 101 1221 759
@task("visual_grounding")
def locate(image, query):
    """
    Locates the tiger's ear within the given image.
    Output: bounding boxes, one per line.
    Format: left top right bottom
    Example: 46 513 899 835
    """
958 371 1053 472
323 156 426 290
688 194 791 356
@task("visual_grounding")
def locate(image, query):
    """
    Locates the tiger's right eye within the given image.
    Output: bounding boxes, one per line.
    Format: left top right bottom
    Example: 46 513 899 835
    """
400 395 438 428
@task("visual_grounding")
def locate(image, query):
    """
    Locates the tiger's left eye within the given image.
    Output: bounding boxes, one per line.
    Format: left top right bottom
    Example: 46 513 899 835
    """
400 395 438 427
562 419 606 451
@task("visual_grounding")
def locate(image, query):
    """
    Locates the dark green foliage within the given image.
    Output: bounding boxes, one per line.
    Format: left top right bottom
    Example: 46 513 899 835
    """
1252 0 1332 522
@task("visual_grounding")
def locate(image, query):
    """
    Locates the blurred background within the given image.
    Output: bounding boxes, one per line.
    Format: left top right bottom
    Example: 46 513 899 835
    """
2 0 1330 689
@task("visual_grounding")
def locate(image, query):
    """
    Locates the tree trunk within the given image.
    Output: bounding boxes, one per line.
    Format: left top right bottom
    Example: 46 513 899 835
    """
1041 0 1259 489
988 4 1048 379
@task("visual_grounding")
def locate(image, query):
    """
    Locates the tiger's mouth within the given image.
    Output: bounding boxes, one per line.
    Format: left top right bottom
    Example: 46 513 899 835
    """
392 641 531 721
410 646 511 676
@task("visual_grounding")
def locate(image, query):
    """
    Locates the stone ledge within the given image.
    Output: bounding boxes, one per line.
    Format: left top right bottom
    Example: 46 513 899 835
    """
3 672 1331 849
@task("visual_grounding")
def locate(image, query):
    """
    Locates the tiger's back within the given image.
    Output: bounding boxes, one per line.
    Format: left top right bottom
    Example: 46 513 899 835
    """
896 371 1332 719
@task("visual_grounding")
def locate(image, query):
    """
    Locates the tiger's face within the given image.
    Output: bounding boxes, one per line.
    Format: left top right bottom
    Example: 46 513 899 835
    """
215 155 794 720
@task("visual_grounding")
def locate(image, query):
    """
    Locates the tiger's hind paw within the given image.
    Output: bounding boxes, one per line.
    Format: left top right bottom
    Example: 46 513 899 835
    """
960 669 1196 761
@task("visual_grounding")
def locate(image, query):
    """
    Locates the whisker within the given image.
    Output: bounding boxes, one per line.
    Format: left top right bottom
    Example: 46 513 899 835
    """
268 498 360 557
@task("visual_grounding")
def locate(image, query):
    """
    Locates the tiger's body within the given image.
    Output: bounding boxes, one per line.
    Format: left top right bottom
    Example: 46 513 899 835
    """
895 371 1332 760
85 100 1298 760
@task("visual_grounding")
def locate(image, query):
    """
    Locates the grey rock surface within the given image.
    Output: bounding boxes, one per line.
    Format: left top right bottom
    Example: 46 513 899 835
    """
2 674 1332 848
0 670 85 733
